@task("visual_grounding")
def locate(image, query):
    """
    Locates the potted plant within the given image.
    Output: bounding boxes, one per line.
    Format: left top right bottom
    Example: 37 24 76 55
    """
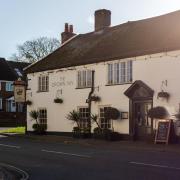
29 110 47 135
103 129 121 141
81 127 91 138
90 95 101 102
93 127 104 139
67 110 81 138
104 107 120 120
54 98 63 104
157 91 170 99
72 126 81 138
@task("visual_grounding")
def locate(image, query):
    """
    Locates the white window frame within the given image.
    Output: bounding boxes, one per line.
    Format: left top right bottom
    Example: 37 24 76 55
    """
38 108 47 125
107 61 132 85
38 75 49 92
99 105 112 129
78 106 90 129
77 70 93 88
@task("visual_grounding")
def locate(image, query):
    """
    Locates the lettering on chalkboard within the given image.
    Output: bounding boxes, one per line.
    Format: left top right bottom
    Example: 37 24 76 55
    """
155 120 171 144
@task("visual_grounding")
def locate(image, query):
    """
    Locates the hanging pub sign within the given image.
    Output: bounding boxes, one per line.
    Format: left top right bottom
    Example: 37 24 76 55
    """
14 78 26 103
155 120 172 145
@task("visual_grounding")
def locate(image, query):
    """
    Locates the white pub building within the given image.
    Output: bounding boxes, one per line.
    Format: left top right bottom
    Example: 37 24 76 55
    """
25 9 180 140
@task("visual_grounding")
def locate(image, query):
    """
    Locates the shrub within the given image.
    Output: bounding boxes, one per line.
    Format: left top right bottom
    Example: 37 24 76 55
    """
104 107 120 120
32 123 47 134
148 106 169 119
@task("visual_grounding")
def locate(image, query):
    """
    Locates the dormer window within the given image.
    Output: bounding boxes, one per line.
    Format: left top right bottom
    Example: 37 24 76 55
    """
38 75 49 92
77 70 93 88
107 61 132 85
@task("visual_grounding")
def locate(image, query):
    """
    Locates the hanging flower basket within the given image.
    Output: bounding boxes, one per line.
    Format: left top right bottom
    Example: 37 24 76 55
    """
26 100 32 106
157 91 170 99
104 107 120 120
90 95 101 102
54 98 63 104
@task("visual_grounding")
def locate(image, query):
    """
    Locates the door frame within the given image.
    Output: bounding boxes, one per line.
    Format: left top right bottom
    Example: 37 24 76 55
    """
131 98 153 139
124 80 154 139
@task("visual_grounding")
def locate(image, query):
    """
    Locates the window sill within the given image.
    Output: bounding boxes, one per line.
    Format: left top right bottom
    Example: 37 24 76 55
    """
75 87 91 89
36 90 49 93
106 82 132 86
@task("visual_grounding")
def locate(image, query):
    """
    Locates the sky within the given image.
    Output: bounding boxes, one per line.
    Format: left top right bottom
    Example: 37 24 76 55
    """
1 0 180 59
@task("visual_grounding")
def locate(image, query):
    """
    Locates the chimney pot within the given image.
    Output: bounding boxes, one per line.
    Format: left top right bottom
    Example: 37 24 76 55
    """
95 9 111 31
69 25 73 33
65 23 69 32
61 23 76 44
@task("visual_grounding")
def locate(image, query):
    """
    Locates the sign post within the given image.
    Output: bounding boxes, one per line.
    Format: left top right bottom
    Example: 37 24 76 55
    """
155 120 172 145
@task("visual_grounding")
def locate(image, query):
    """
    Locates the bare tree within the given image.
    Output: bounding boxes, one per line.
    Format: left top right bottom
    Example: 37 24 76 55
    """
11 37 60 63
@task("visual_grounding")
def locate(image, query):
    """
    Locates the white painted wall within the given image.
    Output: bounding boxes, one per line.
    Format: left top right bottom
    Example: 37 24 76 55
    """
26 50 180 135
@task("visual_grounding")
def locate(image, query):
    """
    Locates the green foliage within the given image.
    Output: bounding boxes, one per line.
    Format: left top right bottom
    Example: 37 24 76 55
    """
54 98 63 104
32 123 47 134
0 127 25 134
66 110 81 128
26 100 32 106
29 110 39 121
91 114 101 129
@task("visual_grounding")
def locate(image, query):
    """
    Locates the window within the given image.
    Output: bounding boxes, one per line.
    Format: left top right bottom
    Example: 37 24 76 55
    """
107 61 132 85
38 75 49 92
0 98 2 110
77 70 92 88
6 82 13 91
99 107 111 129
6 97 16 112
78 107 90 129
38 108 47 125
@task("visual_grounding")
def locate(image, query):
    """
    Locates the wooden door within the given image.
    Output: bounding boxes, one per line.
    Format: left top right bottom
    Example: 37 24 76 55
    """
133 101 153 140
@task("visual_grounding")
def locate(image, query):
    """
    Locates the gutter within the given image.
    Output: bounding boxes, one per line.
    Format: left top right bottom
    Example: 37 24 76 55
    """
87 70 95 133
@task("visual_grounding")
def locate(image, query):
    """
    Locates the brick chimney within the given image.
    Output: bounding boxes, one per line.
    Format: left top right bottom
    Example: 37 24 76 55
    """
95 9 111 31
61 23 76 44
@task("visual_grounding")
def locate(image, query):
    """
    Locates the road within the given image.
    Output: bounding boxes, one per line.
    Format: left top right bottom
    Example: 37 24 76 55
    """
0 136 180 180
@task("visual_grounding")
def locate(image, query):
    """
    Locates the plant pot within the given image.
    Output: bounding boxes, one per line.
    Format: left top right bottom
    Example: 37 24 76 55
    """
157 91 170 99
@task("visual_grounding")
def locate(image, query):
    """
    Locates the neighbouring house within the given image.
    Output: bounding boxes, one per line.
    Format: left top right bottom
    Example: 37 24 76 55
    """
25 9 180 140
0 58 29 127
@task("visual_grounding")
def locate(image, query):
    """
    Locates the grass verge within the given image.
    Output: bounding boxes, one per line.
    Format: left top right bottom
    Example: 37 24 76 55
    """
0 127 25 134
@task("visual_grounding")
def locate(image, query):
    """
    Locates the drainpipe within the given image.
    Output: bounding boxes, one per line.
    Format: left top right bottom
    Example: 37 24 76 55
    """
87 70 95 133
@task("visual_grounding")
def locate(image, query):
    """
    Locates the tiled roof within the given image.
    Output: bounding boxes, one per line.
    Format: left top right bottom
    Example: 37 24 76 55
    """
25 10 180 73
0 58 29 81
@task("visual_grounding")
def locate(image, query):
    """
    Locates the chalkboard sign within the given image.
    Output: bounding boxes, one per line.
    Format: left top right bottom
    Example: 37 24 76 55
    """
155 120 171 144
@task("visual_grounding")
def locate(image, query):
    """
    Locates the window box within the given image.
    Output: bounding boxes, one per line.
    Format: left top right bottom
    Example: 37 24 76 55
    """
157 91 170 99
90 95 101 102
54 98 63 104
26 100 32 106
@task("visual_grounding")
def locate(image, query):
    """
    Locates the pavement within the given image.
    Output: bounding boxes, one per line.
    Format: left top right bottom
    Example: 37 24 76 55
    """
0 134 180 179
